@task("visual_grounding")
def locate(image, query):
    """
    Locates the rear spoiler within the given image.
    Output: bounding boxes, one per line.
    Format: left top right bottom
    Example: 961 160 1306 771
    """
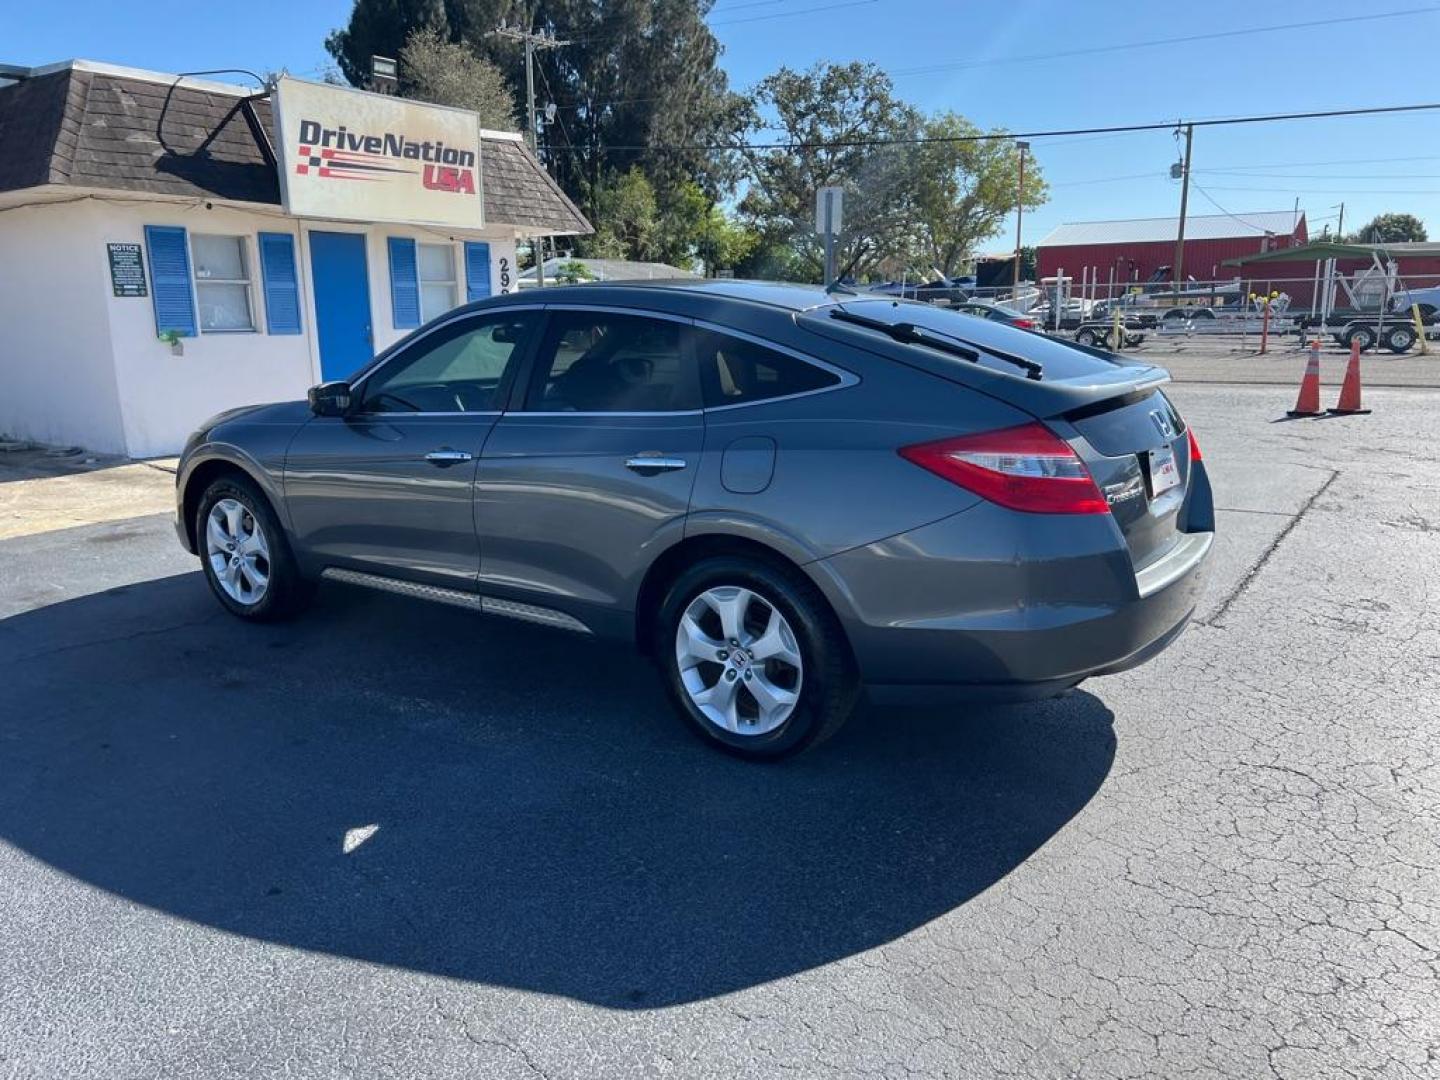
797 310 1170 418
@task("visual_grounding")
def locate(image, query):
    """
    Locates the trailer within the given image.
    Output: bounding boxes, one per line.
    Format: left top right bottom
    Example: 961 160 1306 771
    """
1067 321 1148 349
1290 312 1440 354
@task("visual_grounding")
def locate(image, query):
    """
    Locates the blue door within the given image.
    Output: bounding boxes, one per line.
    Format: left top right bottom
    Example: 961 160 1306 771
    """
309 231 374 380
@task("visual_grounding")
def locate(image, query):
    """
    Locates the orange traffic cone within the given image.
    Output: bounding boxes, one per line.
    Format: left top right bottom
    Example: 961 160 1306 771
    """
1329 338 1372 415
1286 341 1324 417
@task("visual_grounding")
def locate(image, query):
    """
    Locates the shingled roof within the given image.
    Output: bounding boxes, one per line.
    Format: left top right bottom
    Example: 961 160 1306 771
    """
0 62 591 235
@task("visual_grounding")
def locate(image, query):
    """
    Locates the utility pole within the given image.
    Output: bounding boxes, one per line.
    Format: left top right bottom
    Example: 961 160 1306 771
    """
490 17 569 287
1012 140 1029 295
1335 202 1345 241
1172 123 1193 301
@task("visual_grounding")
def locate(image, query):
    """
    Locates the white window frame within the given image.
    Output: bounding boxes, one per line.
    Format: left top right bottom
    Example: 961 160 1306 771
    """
417 241 459 324
190 233 256 334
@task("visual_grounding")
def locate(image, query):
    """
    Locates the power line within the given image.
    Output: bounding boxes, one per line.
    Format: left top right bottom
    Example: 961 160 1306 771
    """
1190 184 1289 233
521 7 1440 116
599 101 1440 153
711 0 879 25
883 7 1439 77
1199 184 1440 195
1195 155 1440 170
559 0 878 45
707 0 806 11
1198 170 1440 179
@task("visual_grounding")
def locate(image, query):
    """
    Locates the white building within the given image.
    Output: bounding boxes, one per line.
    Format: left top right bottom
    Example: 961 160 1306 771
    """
0 60 590 458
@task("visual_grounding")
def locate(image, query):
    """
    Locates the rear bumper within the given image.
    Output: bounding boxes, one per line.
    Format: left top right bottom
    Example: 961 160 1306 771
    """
810 501 1211 703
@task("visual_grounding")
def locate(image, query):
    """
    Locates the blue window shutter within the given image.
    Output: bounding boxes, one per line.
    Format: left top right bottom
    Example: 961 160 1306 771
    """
388 237 420 329
257 232 302 335
145 225 197 337
464 242 492 302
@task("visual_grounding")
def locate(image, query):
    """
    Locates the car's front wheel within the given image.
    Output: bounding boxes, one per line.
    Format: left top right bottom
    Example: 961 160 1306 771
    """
197 475 312 621
657 556 859 759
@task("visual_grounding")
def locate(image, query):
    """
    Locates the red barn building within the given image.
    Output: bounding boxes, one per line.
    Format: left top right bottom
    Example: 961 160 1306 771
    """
1035 210 1308 291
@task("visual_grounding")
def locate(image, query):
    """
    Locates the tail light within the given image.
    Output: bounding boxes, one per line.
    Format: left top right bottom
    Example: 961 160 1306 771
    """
1011 318 1035 330
1188 429 1202 461
899 422 1109 514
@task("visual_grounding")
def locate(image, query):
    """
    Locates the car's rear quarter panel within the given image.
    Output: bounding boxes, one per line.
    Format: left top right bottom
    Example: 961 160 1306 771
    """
686 311 1035 560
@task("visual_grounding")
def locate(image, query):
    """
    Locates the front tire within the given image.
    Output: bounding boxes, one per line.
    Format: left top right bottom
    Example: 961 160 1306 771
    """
197 475 313 621
1346 325 1377 351
656 556 859 759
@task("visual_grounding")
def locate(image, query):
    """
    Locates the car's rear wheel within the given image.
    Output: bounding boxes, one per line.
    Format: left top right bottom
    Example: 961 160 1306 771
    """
197 475 312 621
657 556 858 759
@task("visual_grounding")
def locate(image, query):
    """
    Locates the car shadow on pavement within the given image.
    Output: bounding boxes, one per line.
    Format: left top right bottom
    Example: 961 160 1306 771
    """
0 572 1116 1008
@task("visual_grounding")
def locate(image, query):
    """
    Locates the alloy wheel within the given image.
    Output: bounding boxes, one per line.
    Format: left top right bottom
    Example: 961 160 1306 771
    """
675 586 803 736
206 498 270 605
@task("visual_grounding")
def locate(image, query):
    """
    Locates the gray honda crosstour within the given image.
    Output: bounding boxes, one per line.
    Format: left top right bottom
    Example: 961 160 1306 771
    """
176 280 1213 758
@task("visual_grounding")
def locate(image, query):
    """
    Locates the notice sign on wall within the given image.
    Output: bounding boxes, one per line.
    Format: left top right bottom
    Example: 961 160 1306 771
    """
274 76 483 229
107 243 147 297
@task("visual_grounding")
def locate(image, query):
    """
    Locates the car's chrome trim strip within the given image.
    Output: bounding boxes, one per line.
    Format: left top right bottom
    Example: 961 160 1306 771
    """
341 411 504 420
1135 530 1213 599
322 567 482 609
479 597 591 634
509 410 704 418
320 567 591 633
347 300 860 419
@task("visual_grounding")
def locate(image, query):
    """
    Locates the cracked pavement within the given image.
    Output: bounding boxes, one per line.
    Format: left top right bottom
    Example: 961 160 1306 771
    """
0 383 1436 1078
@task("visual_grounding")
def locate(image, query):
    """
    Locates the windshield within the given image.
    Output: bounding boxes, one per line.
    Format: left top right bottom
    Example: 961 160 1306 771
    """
834 299 1130 381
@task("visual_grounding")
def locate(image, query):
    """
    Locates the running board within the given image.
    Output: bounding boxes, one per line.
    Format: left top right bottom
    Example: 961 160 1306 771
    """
320 568 591 634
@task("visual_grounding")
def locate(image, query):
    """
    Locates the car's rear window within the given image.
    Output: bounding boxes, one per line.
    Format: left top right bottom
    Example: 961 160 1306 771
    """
834 299 1126 381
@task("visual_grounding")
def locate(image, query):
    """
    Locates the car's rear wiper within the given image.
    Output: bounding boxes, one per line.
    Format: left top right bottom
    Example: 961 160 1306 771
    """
829 308 1044 380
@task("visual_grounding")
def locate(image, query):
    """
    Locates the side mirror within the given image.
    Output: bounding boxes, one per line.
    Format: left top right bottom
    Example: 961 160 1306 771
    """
308 380 353 417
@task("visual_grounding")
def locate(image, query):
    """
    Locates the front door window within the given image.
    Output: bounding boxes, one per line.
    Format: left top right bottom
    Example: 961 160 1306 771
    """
360 312 540 414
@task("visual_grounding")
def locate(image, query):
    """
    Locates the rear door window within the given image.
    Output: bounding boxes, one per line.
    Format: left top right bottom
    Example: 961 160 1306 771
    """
523 311 698 412
693 329 840 408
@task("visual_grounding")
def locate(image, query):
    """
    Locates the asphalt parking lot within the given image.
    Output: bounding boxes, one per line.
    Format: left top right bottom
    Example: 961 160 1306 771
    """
1 377 1437 1078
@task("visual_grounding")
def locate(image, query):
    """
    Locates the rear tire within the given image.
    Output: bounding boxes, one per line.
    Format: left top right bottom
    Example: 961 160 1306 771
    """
196 475 313 622
1384 326 1416 354
656 556 859 760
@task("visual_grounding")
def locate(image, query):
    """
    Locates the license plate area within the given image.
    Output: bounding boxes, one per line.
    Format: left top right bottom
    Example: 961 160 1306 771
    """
1148 444 1181 503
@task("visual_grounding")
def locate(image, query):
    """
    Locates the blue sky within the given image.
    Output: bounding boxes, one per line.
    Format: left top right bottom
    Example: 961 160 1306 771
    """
6 0 1438 250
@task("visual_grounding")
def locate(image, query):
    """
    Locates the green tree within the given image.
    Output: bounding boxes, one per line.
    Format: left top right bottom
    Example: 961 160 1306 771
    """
553 259 594 283
326 1 745 227
1348 212 1428 244
581 166 660 261
398 25 516 127
737 61 922 281
326 0 451 86
696 204 759 275
909 113 1047 278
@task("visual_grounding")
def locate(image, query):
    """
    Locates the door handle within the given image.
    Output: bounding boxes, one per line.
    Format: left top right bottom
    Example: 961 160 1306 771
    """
425 448 473 466
625 456 687 475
